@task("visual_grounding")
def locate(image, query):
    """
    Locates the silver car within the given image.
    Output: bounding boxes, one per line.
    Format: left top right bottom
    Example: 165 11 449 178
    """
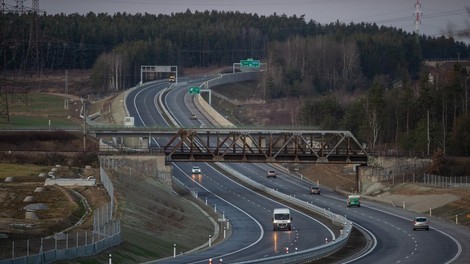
412 217 429 231
310 186 321 195
267 170 277 178
192 166 201 175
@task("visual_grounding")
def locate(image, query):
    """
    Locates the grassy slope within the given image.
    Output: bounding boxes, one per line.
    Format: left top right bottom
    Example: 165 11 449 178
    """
0 163 50 178
60 161 217 264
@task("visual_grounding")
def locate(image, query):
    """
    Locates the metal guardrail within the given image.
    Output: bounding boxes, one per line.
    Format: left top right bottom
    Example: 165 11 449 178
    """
191 72 353 263
98 72 352 263
216 162 353 264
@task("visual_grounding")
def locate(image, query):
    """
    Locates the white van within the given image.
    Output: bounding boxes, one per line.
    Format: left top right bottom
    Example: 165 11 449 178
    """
272 208 292 231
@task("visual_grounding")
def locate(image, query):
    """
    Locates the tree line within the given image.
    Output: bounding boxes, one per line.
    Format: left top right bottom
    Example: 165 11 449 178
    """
1 11 468 83
1 10 469 157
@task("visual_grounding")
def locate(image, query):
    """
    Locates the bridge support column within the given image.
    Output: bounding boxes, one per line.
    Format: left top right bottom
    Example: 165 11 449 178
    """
355 165 362 193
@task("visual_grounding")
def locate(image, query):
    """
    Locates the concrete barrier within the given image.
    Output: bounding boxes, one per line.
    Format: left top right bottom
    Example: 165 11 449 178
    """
44 178 96 186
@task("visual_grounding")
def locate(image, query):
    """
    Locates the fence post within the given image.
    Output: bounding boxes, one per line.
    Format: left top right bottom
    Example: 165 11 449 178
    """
40 237 44 259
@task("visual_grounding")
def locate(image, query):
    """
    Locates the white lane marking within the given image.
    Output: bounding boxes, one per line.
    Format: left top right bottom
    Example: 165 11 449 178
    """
173 163 264 263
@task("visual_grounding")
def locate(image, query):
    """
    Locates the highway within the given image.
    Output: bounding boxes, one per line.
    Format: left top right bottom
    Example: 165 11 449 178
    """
225 162 463 263
126 80 338 263
125 78 470 263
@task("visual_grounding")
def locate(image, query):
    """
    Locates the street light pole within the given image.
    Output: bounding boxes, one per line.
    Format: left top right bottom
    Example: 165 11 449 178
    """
82 101 86 151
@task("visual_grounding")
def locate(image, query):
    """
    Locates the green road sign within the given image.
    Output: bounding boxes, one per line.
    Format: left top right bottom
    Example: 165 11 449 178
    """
188 86 200 94
240 58 260 68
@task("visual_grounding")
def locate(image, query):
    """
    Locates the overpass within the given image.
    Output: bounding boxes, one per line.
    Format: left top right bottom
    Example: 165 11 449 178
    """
90 126 369 164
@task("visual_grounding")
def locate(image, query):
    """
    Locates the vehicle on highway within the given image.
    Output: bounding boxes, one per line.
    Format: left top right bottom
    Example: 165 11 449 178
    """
272 208 292 231
310 185 321 195
266 170 277 178
190 113 197 120
413 216 429 231
168 74 176 82
347 194 361 207
192 166 201 175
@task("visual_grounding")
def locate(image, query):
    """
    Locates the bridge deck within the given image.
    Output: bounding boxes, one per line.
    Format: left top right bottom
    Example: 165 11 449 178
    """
92 127 369 164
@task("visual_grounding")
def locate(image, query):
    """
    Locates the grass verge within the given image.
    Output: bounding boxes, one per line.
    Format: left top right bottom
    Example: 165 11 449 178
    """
0 93 82 128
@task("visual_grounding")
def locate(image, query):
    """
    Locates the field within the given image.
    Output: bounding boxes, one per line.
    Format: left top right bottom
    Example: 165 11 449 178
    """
2 93 82 128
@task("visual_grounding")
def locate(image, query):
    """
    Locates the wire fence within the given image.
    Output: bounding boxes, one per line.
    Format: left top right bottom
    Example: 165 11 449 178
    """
422 174 470 189
0 165 121 264
0 205 120 264
367 162 429 185
368 163 470 190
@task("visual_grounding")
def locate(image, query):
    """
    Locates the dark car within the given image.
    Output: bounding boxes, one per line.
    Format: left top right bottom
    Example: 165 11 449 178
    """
310 186 321 195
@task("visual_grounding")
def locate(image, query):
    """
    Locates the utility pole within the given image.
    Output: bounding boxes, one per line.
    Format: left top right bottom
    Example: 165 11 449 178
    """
1 0 15 13
14 0 26 14
82 99 87 151
427 110 430 156
26 0 40 75
64 70 69 109
413 0 422 43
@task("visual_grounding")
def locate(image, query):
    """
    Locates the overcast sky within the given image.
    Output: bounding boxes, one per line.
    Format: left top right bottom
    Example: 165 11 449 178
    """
8 0 470 41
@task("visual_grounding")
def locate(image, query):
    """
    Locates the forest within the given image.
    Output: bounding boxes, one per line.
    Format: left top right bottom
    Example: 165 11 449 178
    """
1 10 469 159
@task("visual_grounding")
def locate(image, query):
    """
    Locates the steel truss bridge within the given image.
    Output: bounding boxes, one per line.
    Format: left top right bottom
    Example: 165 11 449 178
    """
90 127 369 164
